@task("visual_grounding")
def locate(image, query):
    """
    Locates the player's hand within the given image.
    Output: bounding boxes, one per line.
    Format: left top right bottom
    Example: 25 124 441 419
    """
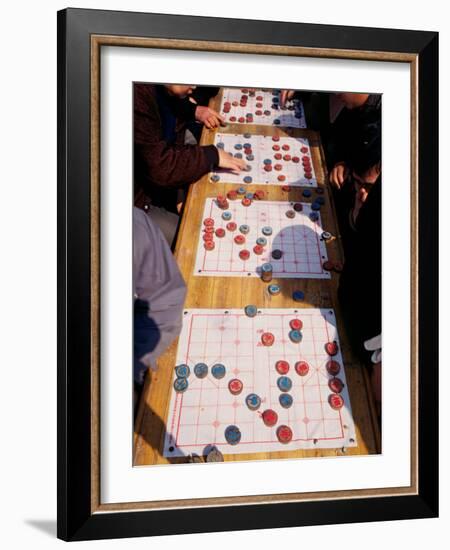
217 149 247 174
329 161 349 190
195 106 226 129
279 89 295 108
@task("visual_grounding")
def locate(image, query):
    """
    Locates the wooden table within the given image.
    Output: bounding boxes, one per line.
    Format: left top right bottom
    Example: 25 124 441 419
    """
133 90 380 466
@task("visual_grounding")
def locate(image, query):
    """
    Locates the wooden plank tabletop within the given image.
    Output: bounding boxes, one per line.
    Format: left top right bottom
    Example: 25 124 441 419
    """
133 89 380 466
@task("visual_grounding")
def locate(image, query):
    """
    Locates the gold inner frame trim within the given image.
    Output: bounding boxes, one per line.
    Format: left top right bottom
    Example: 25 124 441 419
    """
90 34 418 514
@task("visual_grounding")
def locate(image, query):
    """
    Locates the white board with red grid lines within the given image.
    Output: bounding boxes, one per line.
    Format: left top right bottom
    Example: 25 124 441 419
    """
220 88 307 128
163 308 356 457
193 198 330 279
210 133 317 187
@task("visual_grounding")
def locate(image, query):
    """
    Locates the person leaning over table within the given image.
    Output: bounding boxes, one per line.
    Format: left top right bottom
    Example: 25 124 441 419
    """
335 142 382 419
133 207 187 418
134 83 245 247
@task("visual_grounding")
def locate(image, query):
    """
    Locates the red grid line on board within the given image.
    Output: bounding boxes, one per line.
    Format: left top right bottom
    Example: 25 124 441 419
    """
170 311 349 449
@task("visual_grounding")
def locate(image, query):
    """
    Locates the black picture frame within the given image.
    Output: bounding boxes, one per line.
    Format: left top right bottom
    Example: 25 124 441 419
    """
57 7 438 541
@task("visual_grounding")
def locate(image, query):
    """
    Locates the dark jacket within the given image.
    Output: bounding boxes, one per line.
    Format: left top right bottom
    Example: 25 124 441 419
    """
134 84 219 211
327 94 381 171
337 177 382 360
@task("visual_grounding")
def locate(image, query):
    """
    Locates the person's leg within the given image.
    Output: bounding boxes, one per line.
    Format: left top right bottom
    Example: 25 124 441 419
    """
146 204 180 248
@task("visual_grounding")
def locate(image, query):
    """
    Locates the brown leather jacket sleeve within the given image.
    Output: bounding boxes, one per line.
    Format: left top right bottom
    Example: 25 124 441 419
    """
134 84 219 188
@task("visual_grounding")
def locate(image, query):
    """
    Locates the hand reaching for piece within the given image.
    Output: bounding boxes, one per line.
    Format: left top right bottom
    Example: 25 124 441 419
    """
329 161 349 190
195 106 226 129
217 149 247 175
279 89 295 108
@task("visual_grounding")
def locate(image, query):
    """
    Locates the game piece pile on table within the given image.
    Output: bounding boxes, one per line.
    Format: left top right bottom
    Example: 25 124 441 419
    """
194 196 330 278
220 88 307 128
163 308 357 457
210 133 317 187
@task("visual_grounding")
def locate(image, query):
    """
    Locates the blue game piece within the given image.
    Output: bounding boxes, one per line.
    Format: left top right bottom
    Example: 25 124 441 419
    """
262 226 273 236
293 290 305 302
268 284 281 296
225 425 242 445
263 158 272 165
243 177 253 184
239 224 250 234
210 174 220 183
244 305 258 318
173 377 189 393
309 212 319 222
289 329 303 343
274 119 281 125
234 143 243 150
194 363 208 379
245 192 254 199
245 394 261 411
243 133 252 139
234 152 243 159
316 196 325 205
216 142 225 149
175 364 190 378
243 143 252 149
311 202 321 211
237 187 246 195
246 154 255 161
302 189 312 198
279 393 293 408
264 110 271 116
277 376 293 392
256 237 267 246
211 364 226 379
222 211 232 221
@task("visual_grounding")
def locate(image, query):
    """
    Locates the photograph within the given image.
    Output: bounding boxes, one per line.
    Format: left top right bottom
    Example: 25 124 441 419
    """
132 83 382 466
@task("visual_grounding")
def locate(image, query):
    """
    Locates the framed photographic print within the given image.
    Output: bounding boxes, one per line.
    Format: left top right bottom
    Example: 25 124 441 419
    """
57 7 438 541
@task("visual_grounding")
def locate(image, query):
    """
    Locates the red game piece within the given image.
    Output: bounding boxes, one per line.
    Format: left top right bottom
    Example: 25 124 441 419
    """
272 135 280 142
227 190 238 200
226 222 237 232
215 228 226 238
228 378 243 395
238 117 245 123
272 144 280 151
203 233 214 242
289 319 303 330
328 393 344 410
292 156 300 163
239 249 250 261
304 174 313 180
274 153 282 160
256 95 263 101
230 116 236 122
242 198 252 207
255 110 262 116
254 190 265 200
253 245 264 255
325 341 339 356
203 218 215 227
204 226 214 234
300 146 308 154
277 175 286 182
295 361 310 376
234 235 246 245
293 203 303 212
274 164 283 171
322 260 334 271
264 164 272 172
261 332 275 346
329 377 344 393
326 360 341 376
204 240 215 251
333 261 343 273
232 101 239 106
282 144 290 151
283 154 291 161
256 102 263 108
262 409 278 427
276 425 293 444
275 360 290 375
281 185 291 192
